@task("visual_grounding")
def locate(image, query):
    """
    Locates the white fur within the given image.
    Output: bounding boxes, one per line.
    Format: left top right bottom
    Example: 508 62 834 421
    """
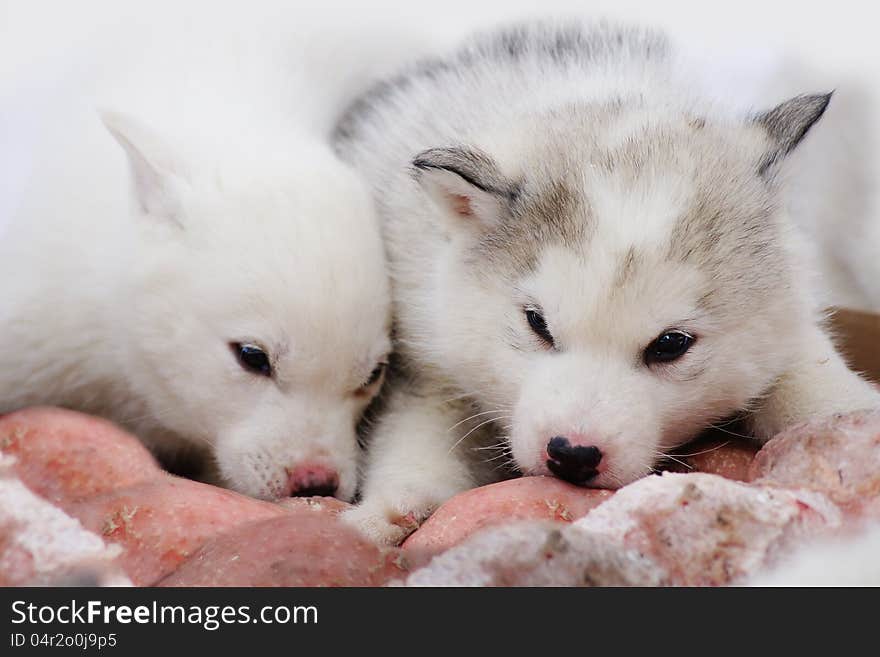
0 7 402 500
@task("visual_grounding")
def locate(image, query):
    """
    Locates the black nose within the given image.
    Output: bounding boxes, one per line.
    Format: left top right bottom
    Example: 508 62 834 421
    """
546 436 602 484
292 483 338 498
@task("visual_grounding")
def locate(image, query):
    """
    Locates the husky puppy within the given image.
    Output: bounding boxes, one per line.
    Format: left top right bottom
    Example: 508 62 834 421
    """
0 17 393 501
334 21 880 543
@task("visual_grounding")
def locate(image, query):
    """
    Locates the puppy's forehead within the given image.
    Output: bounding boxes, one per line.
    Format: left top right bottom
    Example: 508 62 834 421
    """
478 111 782 308
184 187 389 368
525 242 708 346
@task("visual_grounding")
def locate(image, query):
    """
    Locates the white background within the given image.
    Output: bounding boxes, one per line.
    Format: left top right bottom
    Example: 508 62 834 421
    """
1 0 877 84
1 0 877 307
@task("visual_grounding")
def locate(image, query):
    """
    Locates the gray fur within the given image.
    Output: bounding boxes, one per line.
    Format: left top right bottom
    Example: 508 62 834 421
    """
754 93 833 175
333 22 669 146
412 147 516 198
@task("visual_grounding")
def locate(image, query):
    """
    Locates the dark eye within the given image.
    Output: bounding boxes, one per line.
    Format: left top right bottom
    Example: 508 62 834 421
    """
524 306 554 347
363 362 387 388
232 342 272 376
644 330 695 365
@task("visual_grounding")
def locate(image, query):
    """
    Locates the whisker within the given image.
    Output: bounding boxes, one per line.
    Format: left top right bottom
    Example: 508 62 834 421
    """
667 440 731 458
658 452 693 470
447 409 512 432
448 415 512 454
472 441 509 452
710 416 743 429
707 424 754 441
483 450 512 463
492 456 517 473
441 391 481 404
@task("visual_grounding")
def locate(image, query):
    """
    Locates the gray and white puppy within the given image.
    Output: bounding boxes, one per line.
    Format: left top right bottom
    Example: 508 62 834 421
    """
334 21 880 544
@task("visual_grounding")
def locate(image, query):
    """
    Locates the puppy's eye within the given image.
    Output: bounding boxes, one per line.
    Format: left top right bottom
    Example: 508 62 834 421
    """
232 342 272 377
644 330 695 365
362 362 387 389
524 306 554 347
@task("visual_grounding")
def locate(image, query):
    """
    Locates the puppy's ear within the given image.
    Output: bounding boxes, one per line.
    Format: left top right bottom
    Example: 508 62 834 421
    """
753 92 832 176
412 146 515 229
102 111 187 226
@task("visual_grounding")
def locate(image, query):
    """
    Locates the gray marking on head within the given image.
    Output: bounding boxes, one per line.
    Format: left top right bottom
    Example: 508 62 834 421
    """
469 178 593 279
669 182 783 311
696 289 719 311
461 21 670 65
333 20 669 151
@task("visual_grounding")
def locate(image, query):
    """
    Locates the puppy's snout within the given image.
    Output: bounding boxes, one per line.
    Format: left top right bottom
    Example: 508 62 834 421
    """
285 463 339 498
545 436 602 485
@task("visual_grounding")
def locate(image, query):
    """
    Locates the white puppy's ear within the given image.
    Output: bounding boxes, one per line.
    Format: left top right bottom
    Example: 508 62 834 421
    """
753 92 832 176
412 146 515 230
101 110 187 225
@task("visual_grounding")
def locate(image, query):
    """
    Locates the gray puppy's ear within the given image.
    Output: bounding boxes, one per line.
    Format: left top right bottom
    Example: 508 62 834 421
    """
753 92 832 176
102 110 188 226
412 146 516 229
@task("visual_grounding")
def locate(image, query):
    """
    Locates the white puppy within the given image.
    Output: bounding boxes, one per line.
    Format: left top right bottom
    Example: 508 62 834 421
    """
334 20 880 543
0 9 395 501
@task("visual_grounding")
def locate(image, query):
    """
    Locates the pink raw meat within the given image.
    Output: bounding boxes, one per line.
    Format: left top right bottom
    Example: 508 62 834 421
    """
403 476 612 560
748 409 880 518
0 455 129 586
576 472 841 585
66 476 285 585
159 507 406 587
662 434 759 481
405 472 842 586
0 407 161 506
